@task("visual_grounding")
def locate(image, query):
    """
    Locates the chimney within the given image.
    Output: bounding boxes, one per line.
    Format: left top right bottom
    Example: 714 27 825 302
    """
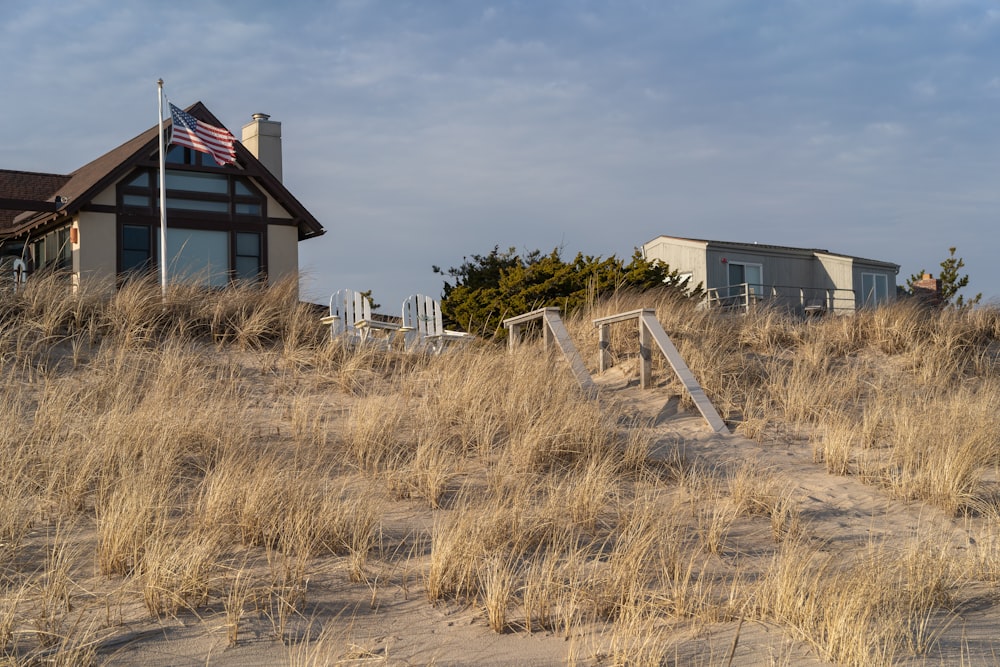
911 272 942 306
241 113 282 182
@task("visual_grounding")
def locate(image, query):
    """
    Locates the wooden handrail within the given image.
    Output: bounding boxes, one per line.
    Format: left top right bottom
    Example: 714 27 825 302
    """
502 307 559 327
592 308 653 326
593 309 728 433
503 307 595 395
502 306 728 432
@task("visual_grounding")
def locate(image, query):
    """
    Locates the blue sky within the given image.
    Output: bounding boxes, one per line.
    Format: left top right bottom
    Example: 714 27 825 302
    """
3 0 998 308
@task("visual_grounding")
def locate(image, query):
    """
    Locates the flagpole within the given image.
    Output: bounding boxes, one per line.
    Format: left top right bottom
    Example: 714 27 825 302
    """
157 78 168 299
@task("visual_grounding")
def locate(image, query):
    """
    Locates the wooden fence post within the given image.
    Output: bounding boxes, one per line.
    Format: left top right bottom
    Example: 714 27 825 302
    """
507 323 521 351
598 323 610 372
639 315 652 390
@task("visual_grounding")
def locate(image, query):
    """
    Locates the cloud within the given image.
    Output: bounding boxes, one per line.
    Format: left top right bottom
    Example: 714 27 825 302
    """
866 122 906 136
3 0 1000 306
912 80 938 98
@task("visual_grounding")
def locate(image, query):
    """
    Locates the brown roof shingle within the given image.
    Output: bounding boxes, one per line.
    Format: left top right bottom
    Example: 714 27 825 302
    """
0 170 72 229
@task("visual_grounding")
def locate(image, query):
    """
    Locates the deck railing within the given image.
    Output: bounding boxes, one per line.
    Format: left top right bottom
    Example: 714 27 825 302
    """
706 283 857 314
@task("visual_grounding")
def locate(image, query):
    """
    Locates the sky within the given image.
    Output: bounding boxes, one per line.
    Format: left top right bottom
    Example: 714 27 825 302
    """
3 0 999 309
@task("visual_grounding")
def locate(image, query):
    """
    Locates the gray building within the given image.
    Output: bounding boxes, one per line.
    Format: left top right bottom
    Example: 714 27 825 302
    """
642 235 900 314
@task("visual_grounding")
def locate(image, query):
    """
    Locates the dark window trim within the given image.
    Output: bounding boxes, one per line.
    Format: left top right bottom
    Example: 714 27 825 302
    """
114 218 269 282
163 144 233 170
117 167 267 221
115 160 271 284
233 231 264 282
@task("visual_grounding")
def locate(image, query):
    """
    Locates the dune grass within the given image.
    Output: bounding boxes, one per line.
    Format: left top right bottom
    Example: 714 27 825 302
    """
0 275 997 664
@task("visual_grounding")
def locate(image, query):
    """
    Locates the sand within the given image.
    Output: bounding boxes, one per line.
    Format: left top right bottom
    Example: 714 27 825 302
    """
23 366 1000 666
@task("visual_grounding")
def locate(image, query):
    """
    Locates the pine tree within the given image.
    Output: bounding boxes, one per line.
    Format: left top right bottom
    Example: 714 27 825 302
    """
433 247 702 336
907 247 980 307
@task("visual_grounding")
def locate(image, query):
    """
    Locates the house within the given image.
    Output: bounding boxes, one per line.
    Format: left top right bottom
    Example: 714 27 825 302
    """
642 235 900 314
0 103 324 292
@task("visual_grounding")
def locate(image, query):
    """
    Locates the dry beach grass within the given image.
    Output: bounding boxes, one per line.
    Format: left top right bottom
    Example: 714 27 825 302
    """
0 273 998 665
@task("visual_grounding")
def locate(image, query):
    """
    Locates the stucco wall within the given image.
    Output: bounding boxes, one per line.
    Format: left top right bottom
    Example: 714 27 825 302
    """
267 223 299 287
90 187 116 207
263 192 292 219
76 210 117 291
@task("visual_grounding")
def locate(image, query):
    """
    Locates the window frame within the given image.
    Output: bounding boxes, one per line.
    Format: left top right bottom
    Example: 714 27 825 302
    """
726 261 764 298
119 167 265 223
861 272 890 308
116 165 269 283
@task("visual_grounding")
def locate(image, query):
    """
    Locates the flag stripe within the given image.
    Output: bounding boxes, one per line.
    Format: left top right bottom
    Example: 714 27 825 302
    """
169 103 237 166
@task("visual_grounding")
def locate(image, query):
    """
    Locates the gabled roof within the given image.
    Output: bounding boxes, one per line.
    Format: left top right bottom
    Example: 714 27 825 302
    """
0 170 72 228
645 234 899 271
0 102 325 241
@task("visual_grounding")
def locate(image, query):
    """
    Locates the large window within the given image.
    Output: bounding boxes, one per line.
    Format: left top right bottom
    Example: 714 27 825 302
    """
118 225 263 286
166 229 230 287
119 168 263 220
117 165 267 284
861 273 890 307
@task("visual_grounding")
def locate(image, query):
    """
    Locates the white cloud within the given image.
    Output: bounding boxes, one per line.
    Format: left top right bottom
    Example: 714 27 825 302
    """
866 122 906 136
4 0 1000 305
912 80 938 98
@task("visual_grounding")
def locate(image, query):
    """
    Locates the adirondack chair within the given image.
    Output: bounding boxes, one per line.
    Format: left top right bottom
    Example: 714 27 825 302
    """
321 289 370 344
400 294 474 353
321 289 401 346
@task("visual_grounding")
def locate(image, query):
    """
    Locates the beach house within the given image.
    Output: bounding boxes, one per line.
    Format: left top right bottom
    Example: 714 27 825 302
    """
0 103 324 292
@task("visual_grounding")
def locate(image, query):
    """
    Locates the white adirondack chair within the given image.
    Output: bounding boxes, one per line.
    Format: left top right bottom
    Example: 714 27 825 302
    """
400 294 474 353
322 289 402 347
321 289 370 344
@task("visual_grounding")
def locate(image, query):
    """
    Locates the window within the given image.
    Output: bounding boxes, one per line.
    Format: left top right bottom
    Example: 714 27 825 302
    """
164 197 230 213
727 261 763 297
121 168 264 220
123 194 151 207
121 224 153 273
167 229 230 287
163 171 228 194
118 224 265 285
165 144 226 168
127 172 150 187
117 166 268 284
861 273 890 307
234 232 261 281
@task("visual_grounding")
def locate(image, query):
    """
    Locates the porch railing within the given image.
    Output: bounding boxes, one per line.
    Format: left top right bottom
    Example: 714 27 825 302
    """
705 283 857 314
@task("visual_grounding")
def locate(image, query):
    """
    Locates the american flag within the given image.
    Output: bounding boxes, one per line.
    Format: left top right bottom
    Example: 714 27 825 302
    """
168 103 237 166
